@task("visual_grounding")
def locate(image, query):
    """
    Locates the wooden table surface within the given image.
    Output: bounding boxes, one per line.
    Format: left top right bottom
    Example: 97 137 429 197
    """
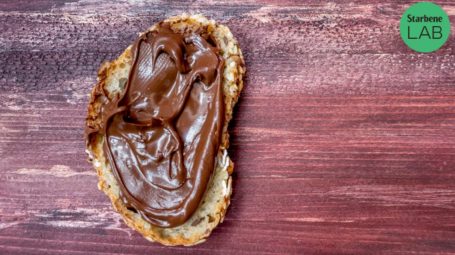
1 0 455 254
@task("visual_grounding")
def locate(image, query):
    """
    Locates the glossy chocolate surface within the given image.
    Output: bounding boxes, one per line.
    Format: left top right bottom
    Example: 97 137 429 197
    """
91 24 224 228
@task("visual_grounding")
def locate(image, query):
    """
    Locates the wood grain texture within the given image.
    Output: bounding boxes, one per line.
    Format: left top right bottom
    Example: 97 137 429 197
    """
1 0 455 254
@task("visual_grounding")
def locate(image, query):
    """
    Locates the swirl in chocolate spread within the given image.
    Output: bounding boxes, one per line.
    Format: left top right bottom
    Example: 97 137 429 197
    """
88 24 224 228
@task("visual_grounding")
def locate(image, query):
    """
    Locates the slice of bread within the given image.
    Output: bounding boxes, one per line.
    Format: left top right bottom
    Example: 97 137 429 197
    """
85 14 245 246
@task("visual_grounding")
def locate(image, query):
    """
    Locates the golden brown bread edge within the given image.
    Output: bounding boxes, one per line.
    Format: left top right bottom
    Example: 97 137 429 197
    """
85 14 245 246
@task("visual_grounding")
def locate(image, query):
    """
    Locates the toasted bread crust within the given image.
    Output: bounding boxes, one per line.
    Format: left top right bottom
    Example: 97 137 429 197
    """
85 14 245 246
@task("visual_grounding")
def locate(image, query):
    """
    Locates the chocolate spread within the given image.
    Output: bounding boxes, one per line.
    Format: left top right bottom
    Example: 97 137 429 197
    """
87 24 225 228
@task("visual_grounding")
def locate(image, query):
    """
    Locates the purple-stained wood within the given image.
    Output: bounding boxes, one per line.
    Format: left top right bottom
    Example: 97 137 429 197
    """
1 0 455 254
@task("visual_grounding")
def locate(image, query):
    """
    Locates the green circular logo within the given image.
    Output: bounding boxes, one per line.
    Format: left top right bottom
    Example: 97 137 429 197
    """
400 2 451 53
